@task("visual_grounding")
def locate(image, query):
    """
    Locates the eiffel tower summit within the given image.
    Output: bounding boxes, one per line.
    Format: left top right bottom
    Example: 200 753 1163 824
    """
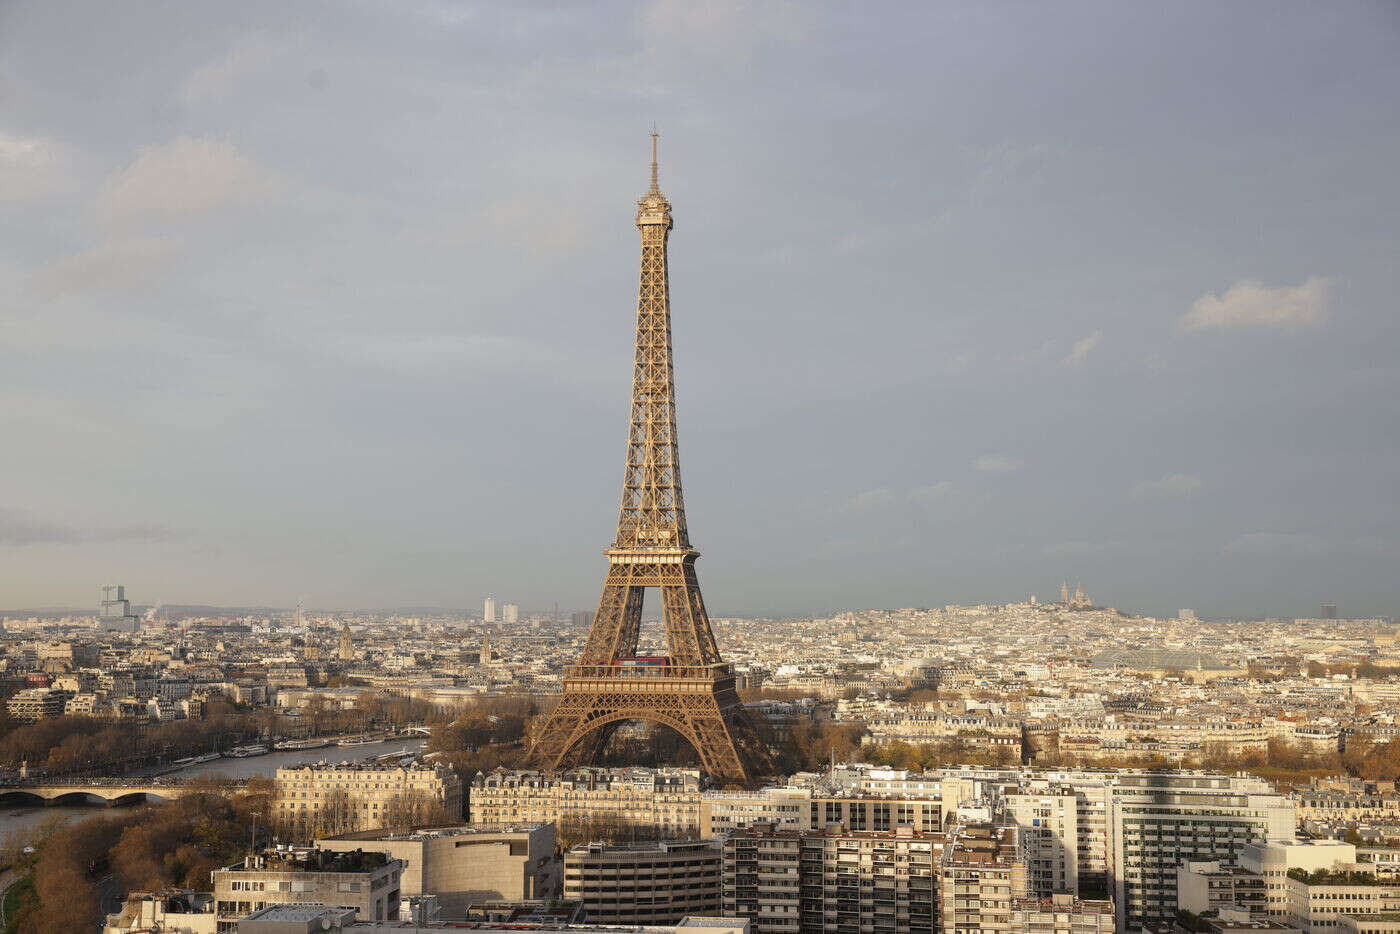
528 134 772 783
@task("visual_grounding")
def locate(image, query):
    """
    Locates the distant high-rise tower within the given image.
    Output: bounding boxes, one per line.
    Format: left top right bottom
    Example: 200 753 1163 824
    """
1179 609 1198 622
294 600 304 628
338 623 354 661
1322 604 1339 620
503 603 520 624
484 596 497 623
99 585 141 633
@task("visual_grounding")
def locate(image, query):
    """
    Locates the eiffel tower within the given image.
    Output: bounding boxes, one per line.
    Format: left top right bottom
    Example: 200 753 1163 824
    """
528 134 771 783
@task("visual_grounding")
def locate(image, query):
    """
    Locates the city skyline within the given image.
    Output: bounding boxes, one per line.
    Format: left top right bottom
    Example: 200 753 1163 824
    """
2 2 1398 618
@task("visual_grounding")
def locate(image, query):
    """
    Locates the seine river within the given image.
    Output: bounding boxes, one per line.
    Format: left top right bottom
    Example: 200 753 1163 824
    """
0 739 427 844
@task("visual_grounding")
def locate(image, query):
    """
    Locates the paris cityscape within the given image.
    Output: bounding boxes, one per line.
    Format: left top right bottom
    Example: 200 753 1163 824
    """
3 3 1398 934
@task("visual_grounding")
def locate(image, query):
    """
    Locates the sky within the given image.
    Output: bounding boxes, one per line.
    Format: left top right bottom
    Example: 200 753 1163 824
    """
1 1 1397 619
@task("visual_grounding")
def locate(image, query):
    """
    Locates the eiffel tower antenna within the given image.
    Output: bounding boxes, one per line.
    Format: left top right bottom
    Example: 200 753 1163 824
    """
649 124 660 194
527 134 771 782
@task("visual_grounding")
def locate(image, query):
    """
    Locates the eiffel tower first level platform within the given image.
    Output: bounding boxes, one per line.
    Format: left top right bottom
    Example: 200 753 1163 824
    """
526 135 773 783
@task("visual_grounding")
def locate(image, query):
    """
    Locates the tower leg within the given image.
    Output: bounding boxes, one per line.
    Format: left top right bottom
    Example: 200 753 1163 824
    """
528 686 768 784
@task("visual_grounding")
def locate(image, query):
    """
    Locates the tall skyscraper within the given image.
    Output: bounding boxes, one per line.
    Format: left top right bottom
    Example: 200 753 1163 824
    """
483 596 496 623
99 584 141 633
502 603 519 624
1322 604 1339 619
528 134 770 782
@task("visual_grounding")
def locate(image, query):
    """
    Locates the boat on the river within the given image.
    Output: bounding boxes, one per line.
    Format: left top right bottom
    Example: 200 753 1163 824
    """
273 739 332 751
172 752 221 766
226 744 269 758
336 736 381 746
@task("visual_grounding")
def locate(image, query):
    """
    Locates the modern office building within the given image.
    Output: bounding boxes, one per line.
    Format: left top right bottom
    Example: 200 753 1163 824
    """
564 839 722 925
484 596 497 623
98 584 142 632
503 603 520 624
316 823 557 917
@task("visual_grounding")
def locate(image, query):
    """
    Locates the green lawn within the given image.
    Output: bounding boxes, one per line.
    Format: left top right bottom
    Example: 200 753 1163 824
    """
2 876 35 934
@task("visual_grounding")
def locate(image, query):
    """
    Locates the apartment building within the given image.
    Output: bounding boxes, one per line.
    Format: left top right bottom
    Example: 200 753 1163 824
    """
274 760 462 836
470 767 702 837
317 823 557 917
238 907 750 934
1107 772 1295 930
1009 893 1115 934
210 847 402 934
938 824 1029 934
563 839 722 925
702 786 813 836
102 890 216 934
998 784 1080 896
1178 860 1270 917
722 822 943 934
1285 870 1400 933
1239 840 1360 920
810 792 945 836
7 686 72 721
935 769 1113 895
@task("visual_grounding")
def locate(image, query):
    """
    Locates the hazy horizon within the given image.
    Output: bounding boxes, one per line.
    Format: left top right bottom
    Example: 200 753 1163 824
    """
2 2 1397 619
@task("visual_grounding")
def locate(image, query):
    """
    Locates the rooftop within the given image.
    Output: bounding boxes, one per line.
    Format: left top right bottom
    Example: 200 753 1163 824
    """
226 846 394 874
322 823 547 842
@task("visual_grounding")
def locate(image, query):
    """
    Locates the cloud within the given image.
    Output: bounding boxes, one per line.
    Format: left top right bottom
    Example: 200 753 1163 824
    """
846 487 894 510
974 454 1020 474
1182 277 1331 330
908 482 954 506
327 333 563 373
1042 540 1124 559
483 196 584 255
0 132 76 201
0 508 174 547
1224 531 1331 557
1062 330 1102 366
1133 473 1203 500
27 237 180 299
93 136 276 230
640 0 809 63
179 41 282 104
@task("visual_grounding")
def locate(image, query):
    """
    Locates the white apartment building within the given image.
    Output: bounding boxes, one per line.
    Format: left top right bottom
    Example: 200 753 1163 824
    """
1107 772 1295 930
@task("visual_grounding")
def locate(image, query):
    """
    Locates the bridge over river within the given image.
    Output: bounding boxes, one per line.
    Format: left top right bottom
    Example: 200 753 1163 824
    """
0 779 236 806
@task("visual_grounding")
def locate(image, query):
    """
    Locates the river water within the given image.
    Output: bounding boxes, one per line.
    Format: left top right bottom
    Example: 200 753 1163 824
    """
0 739 427 845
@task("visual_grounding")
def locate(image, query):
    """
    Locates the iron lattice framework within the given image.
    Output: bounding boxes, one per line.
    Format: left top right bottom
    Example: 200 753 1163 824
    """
528 135 772 783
